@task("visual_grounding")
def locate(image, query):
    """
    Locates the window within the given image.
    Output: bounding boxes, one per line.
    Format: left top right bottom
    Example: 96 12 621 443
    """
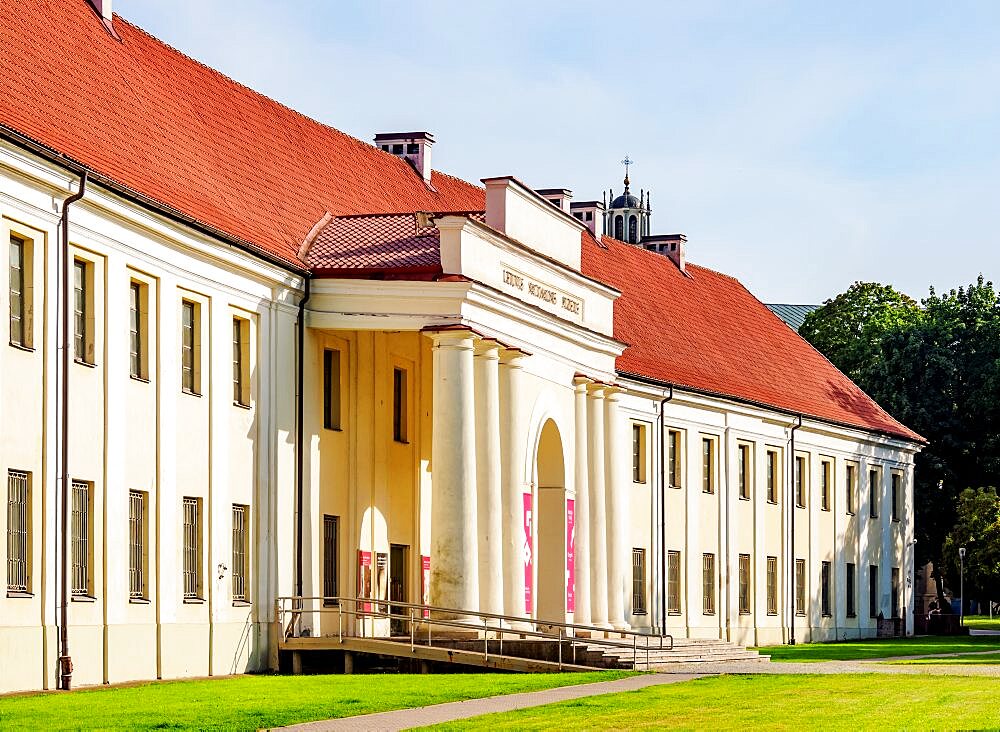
738 554 751 614
766 449 779 503
891 567 900 619
232 317 250 406
821 561 832 617
766 556 778 615
182 497 202 599
129 281 148 380
128 490 147 599
891 473 901 522
71 481 92 597
632 548 646 614
869 467 880 519
702 553 715 615
869 565 879 618
614 215 623 241
323 349 342 430
6 470 30 593
846 563 857 618
180 300 200 394
820 460 831 511
73 259 93 363
667 430 682 488
632 424 647 483
628 215 638 244
323 515 340 605
9 234 30 348
846 463 857 515
667 550 681 614
795 558 806 616
701 437 715 494
795 455 807 507
392 367 408 442
232 504 248 603
738 443 752 500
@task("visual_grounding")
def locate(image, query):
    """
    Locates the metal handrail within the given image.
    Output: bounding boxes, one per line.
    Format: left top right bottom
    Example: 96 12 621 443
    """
276 595 674 670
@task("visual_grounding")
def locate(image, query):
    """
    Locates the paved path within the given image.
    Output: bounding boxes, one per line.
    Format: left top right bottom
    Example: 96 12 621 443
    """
279 673 705 732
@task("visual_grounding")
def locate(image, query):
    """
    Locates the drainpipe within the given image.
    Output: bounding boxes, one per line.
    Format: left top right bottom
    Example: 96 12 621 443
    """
788 414 802 646
295 274 312 601
658 384 673 635
58 171 87 691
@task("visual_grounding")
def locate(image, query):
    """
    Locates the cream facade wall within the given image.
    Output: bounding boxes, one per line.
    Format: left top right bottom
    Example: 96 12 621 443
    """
0 141 300 693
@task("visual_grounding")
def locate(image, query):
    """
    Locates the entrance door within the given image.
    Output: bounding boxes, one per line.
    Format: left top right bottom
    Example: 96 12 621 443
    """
390 544 409 635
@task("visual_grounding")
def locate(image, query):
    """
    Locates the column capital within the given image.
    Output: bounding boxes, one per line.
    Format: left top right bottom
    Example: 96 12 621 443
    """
603 385 622 402
499 346 528 367
425 327 475 349
474 338 502 360
573 375 593 393
586 382 607 399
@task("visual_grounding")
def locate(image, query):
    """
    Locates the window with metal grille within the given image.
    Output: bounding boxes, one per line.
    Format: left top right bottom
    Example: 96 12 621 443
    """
667 430 682 488
869 468 880 519
323 515 339 605
232 504 248 602
182 497 202 599
738 554 751 614
6 470 30 593
891 473 901 522
869 564 879 618
393 367 408 443
702 553 715 615
128 490 146 599
667 550 681 614
846 562 856 617
846 463 857 515
795 558 806 616
129 281 144 379
181 301 198 394
73 259 91 363
795 456 807 508
766 450 779 503
738 444 751 500
632 424 646 483
323 349 342 430
821 561 832 616
766 556 778 615
701 438 714 494
232 317 250 406
631 548 646 614
9 235 27 347
71 481 91 596
891 567 900 619
821 460 831 511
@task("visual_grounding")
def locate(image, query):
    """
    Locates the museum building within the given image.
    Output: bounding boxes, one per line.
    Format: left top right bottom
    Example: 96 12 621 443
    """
0 0 922 693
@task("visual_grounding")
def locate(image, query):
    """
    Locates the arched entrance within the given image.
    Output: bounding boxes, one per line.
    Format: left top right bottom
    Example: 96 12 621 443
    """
534 419 567 623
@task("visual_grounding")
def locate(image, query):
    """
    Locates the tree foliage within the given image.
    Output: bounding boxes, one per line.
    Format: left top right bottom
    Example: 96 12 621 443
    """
942 488 1000 602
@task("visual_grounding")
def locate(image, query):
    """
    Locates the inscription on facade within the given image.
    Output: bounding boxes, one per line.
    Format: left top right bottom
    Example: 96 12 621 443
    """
501 266 583 321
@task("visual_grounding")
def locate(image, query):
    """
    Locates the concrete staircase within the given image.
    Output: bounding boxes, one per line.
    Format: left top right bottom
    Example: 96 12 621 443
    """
575 637 770 670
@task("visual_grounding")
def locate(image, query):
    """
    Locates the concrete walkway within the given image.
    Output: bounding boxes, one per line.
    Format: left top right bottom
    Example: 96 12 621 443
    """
280 673 705 732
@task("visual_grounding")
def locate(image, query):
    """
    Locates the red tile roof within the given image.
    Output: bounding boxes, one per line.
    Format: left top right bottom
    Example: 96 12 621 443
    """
308 213 442 272
0 1 484 268
582 235 922 442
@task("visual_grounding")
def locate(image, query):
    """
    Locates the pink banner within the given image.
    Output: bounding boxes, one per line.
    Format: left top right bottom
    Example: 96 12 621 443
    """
421 555 430 618
357 550 372 612
523 492 533 614
566 498 575 613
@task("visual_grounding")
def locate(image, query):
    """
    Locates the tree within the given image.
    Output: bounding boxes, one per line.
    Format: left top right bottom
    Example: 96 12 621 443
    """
942 487 1000 606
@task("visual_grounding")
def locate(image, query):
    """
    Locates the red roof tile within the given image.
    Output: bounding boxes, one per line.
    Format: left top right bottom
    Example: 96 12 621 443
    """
582 235 922 442
0 1 484 268
308 213 442 271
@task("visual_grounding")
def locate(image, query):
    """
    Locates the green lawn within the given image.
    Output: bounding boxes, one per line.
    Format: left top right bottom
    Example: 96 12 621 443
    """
964 614 1000 632
887 651 1000 666
424 674 1000 731
755 634 1000 662
0 671 630 731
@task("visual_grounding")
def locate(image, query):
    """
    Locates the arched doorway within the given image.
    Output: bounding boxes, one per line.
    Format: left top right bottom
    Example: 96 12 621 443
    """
535 419 567 623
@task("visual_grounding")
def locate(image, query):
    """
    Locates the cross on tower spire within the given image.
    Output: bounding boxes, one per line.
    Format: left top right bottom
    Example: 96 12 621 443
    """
621 155 634 189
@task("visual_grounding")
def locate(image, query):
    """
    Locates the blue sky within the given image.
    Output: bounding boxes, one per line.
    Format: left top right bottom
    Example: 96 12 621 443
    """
121 1 1000 303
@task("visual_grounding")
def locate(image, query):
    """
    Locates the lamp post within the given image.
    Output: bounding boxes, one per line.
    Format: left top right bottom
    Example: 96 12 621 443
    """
959 547 966 626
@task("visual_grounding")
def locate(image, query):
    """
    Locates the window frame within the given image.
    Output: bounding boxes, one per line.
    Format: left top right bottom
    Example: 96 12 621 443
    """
323 514 340 606
766 556 778 616
182 496 203 600
821 561 832 617
869 466 881 519
232 315 251 407
128 280 149 380
766 448 780 504
738 553 751 615
794 454 807 508
392 366 409 444
846 462 858 515
631 548 647 615
702 553 716 615
6 470 31 594
128 490 148 600
846 562 857 618
180 299 202 395
701 436 716 494
666 550 681 615
631 423 648 484
869 564 879 619
73 257 96 365
323 348 342 431
891 567 900 619
891 471 902 522
70 480 94 598
737 442 753 501
9 233 32 349
820 459 832 511
667 430 683 488
232 504 249 604
795 558 806 616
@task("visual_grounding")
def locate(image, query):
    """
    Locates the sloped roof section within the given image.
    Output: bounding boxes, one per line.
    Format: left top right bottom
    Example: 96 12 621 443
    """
766 303 820 333
582 236 922 442
308 213 442 272
0 1 484 268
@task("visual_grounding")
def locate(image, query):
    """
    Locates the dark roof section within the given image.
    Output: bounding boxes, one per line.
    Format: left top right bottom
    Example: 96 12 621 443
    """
766 304 821 333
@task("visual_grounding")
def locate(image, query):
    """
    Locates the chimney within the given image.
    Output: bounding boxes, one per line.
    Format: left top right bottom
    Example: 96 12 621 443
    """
89 0 112 22
569 200 606 237
374 132 435 184
642 233 687 272
534 188 573 213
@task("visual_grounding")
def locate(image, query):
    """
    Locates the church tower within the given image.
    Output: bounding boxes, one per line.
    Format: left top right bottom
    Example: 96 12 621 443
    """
603 156 651 244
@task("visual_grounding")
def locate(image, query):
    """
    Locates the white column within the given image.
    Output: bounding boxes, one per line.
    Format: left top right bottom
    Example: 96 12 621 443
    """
499 348 528 622
428 331 479 615
572 378 592 625
474 339 504 620
587 384 610 628
604 388 630 631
